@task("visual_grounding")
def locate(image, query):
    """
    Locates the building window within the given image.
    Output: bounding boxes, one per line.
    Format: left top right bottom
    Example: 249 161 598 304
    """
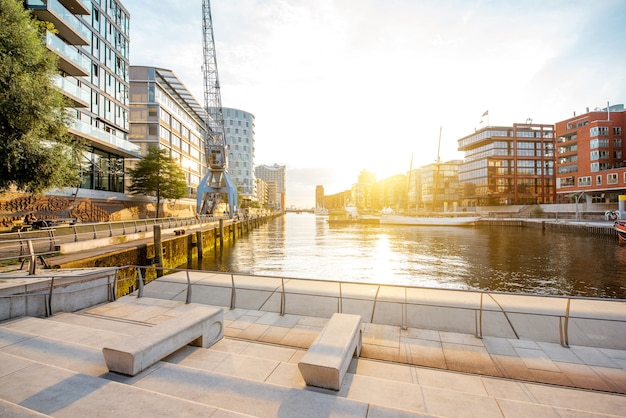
607 173 618 185
578 176 591 186
596 175 602 185
590 163 599 172
614 127 621 135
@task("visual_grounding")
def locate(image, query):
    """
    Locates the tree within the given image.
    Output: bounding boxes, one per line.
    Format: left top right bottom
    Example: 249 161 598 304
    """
127 146 188 218
0 0 82 194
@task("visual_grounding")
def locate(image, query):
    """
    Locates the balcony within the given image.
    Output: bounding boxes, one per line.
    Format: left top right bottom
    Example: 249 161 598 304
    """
69 118 140 158
27 0 90 45
58 0 90 15
45 31 90 76
53 75 89 107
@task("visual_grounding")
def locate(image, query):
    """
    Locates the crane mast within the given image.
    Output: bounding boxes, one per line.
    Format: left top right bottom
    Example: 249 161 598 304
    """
197 0 238 217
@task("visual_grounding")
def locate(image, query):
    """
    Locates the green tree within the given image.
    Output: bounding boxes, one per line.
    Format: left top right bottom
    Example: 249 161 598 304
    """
0 0 82 194
127 146 188 218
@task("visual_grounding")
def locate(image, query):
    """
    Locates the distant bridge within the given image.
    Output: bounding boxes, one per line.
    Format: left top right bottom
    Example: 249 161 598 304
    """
285 208 314 214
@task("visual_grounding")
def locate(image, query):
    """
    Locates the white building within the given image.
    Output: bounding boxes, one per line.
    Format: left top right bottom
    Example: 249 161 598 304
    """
255 164 286 209
223 108 256 202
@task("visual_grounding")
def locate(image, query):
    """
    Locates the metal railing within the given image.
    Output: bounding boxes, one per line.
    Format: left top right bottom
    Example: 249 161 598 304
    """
0 215 224 262
1 264 623 349
129 266 626 349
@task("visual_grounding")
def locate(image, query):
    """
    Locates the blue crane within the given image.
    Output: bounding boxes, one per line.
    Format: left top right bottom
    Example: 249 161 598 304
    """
196 0 238 217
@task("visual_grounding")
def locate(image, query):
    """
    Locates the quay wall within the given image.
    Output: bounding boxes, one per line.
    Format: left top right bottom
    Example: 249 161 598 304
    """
478 219 619 239
49 214 280 296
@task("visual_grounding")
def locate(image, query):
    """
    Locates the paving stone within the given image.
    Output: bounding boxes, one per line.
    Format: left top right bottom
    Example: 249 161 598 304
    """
361 343 400 362
554 361 616 392
363 323 401 348
417 367 488 396
480 377 533 402
439 330 485 347
441 342 501 376
569 345 620 368
339 373 426 414
238 323 270 340
421 385 503 418
529 369 573 387
490 355 535 381
258 326 291 345
537 341 585 364
524 382 626 416
401 338 447 369
401 327 441 342
482 336 517 356
347 358 418 384
591 366 626 393
514 347 561 372
496 398 560 418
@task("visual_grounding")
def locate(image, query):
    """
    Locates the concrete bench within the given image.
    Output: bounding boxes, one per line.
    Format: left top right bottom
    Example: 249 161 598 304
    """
102 305 223 376
298 313 362 390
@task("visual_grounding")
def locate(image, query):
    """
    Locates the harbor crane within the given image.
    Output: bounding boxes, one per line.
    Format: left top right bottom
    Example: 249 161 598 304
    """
196 0 238 217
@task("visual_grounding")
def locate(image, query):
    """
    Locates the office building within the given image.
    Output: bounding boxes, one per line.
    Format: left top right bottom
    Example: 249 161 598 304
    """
129 66 206 198
26 0 140 194
458 123 556 206
223 108 256 202
255 164 285 210
555 105 626 202
420 160 464 212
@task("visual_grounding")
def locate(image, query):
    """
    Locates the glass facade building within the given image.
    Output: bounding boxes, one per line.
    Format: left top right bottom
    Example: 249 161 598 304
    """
26 0 140 194
458 124 556 206
129 66 207 198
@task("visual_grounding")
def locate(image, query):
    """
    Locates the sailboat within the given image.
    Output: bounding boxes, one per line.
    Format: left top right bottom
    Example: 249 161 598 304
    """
379 127 481 226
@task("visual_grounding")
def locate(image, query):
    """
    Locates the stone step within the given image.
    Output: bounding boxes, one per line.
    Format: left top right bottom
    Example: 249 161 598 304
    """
0 352 247 417
161 339 626 417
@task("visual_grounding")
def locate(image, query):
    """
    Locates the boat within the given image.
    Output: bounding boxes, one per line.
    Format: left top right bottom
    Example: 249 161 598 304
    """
328 203 379 225
379 127 481 227
380 213 481 226
315 206 329 216
614 220 626 241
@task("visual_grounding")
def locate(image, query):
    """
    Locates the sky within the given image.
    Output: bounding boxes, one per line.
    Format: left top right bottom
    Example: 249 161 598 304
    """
122 0 626 208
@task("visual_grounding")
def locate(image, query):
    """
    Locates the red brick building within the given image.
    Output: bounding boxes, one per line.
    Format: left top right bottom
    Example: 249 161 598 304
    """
555 105 626 203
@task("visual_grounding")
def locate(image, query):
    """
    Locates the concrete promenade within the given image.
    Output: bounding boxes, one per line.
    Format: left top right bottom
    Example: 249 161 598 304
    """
0 269 624 416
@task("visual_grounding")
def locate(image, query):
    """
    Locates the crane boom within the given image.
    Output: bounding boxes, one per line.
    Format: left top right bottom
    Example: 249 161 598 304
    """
197 0 238 217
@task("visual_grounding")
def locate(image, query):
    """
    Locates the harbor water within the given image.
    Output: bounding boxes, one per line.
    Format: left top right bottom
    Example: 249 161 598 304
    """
193 213 626 299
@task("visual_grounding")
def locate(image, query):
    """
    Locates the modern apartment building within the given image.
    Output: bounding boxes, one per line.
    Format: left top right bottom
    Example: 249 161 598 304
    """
223 108 255 202
457 123 556 206
26 0 140 194
255 164 285 210
128 66 206 198
555 105 626 203
420 160 464 212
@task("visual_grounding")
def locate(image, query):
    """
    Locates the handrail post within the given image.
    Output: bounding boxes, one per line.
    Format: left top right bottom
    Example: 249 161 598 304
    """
476 292 484 338
280 278 285 316
230 274 236 309
47 276 54 316
73 225 79 242
92 224 97 240
402 287 408 330
108 223 113 237
185 270 192 304
137 267 144 298
339 282 343 313
27 240 36 275
561 298 571 347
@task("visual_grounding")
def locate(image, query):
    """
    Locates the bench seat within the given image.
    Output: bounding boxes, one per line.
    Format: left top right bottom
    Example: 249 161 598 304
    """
298 312 362 390
102 305 223 376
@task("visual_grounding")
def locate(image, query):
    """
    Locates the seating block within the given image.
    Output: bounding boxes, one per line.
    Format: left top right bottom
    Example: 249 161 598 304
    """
298 313 362 390
102 305 223 376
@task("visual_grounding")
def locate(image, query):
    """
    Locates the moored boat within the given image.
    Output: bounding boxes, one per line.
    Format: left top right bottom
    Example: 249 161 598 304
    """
614 220 626 241
379 213 480 226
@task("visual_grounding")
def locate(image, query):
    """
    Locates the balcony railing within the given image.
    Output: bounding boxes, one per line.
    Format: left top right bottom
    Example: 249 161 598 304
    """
70 118 140 156
45 31 90 76
53 75 90 107
27 0 90 45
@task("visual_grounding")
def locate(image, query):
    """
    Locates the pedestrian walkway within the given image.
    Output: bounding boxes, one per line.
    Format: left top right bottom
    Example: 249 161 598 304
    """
0 294 625 417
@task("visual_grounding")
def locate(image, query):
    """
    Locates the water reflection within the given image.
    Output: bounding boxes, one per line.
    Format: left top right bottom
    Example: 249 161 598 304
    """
193 213 626 298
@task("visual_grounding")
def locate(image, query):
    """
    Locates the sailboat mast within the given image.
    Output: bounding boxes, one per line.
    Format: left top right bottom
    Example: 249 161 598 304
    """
433 127 442 212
